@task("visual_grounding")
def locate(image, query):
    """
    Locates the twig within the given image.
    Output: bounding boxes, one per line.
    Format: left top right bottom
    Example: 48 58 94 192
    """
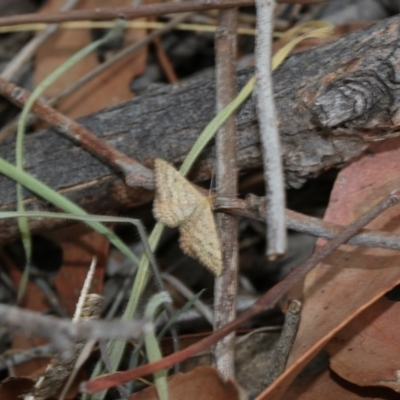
0 303 150 360
0 77 153 189
213 194 400 252
153 36 178 84
0 12 192 143
82 188 400 393
213 7 239 379
0 0 80 81
254 0 286 259
0 0 327 28
262 300 301 386
247 299 301 399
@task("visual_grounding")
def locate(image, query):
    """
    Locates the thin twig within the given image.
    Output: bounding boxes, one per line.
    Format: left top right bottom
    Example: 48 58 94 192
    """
263 300 301 385
82 188 400 392
0 304 150 360
254 0 286 259
213 7 239 379
248 299 301 399
0 0 327 28
0 0 80 81
153 36 178 84
0 77 153 189
213 194 400 252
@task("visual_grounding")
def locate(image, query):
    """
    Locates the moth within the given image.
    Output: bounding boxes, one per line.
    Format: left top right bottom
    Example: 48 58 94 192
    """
153 158 223 276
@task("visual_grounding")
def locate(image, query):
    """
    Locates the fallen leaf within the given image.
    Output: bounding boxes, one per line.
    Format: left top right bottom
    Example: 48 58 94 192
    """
257 137 400 399
35 0 147 119
286 369 399 400
51 227 108 315
3 251 50 375
326 298 400 391
129 366 243 400
0 377 35 400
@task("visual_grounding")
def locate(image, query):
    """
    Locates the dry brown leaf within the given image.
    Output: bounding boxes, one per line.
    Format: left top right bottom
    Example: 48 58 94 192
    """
2 251 50 375
0 374 86 400
256 137 400 400
326 298 400 391
50 228 108 315
0 377 35 400
286 369 399 400
35 0 147 119
1 228 107 378
129 366 243 400
153 158 223 275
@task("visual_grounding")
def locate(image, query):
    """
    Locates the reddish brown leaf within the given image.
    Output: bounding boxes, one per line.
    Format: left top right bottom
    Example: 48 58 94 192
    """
2 251 50 375
51 228 108 316
286 369 399 400
35 0 147 119
257 137 400 400
0 377 35 400
129 366 243 400
326 298 400 391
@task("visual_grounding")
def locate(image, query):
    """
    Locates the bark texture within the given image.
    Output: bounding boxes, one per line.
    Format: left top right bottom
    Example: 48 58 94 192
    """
1 16 400 240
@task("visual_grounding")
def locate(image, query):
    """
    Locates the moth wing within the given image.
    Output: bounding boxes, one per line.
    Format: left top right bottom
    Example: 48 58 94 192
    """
179 201 223 276
153 158 203 227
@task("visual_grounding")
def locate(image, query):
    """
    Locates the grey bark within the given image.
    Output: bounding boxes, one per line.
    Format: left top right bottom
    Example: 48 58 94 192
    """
1 15 400 240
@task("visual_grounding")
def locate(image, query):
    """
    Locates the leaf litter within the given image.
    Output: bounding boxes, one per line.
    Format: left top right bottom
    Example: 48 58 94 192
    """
258 137 400 399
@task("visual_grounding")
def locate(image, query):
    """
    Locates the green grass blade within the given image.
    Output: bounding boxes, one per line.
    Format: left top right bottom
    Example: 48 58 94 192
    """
0 157 140 267
14 21 126 301
144 292 171 400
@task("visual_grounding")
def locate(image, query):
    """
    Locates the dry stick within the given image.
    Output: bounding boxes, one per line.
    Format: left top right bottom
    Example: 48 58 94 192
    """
83 188 400 393
0 0 327 28
246 300 302 399
262 299 301 386
0 77 153 189
213 7 239 379
0 0 80 81
213 195 400 252
0 303 150 360
247 300 302 399
255 0 286 259
0 12 192 142
153 36 178 84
